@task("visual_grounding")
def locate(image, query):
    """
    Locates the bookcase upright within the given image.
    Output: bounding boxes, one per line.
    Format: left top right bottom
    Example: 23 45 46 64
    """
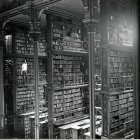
101 0 135 139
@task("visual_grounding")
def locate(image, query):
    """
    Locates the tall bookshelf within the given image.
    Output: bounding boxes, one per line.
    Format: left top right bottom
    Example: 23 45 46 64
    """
4 25 47 138
101 0 134 139
46 14 89 138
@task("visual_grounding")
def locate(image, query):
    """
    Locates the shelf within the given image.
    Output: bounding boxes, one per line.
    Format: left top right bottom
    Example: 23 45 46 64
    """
53 84 89 91
16 53 47 58
52 49 88 57
54 115 89 126
17 82 47 87
102 90 134 137
108 43 133 51
109 128 125 138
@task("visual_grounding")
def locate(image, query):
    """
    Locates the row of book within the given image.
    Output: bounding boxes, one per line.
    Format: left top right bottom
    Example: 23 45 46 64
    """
16 85 46 114
110 92 133 101
109 72 133 77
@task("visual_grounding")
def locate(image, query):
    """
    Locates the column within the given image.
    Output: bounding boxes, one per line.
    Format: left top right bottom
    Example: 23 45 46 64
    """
0 23 5 138
29 1 41 138
82 0 100 139
46 14 54 139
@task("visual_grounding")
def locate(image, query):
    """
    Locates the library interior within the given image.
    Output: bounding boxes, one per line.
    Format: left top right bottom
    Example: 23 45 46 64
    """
0 0 139 139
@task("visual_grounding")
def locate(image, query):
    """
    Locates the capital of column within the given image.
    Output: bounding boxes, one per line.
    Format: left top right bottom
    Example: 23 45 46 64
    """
29 19 41 41
82 0 99 33
28 0 42 41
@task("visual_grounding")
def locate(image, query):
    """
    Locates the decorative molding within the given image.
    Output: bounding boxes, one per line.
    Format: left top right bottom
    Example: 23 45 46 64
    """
45 6 83 19
81 0 100 25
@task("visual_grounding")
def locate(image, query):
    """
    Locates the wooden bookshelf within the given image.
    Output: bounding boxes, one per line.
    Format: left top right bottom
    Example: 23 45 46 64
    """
102 46 133 91
101 0 134 138
3 13 101 139
46 14 89 138
101 90 134 138
14 26 47 116
3 25 47 138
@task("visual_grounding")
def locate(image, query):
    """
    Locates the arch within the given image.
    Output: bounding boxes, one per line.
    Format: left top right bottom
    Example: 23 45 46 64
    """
2 19 10 31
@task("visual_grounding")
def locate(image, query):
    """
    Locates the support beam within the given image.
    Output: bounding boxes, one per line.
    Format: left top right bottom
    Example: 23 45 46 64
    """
29 1 41 139
46 14 54 139
33 36 40 139
82 0 100 139
0 23 5 138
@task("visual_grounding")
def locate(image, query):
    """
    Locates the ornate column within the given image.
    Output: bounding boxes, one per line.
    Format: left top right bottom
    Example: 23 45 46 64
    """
46 14 54 139
82 0 100 139
28 0 41 138
0 22 5 138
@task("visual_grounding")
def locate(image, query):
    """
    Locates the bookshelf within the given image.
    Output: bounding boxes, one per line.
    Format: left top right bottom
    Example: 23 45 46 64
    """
4 25 47 138
46 14 89 138
14 26 47 115
102 46 133 91
101 90 134 138
101 0 134 138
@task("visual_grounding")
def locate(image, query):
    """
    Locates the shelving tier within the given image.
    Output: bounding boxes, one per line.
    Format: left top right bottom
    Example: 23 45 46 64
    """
101 90 134 138
4 25 48 138
101 0 134 138
14 26 47 115
102 45 133 91
46 14 89 138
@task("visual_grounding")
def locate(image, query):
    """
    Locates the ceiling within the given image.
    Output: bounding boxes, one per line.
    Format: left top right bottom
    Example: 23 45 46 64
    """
53 0 84 14
6 0 84 27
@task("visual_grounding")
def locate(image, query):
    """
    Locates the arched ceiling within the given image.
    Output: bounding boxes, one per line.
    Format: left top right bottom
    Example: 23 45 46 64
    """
0 0 84 14
1 0 84 27
53 0 84 14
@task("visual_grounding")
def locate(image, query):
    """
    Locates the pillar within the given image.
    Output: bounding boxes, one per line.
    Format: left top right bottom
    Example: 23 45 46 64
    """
0 23 5 138
28 1 41 138
82 0 100 139
46 14 54 139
